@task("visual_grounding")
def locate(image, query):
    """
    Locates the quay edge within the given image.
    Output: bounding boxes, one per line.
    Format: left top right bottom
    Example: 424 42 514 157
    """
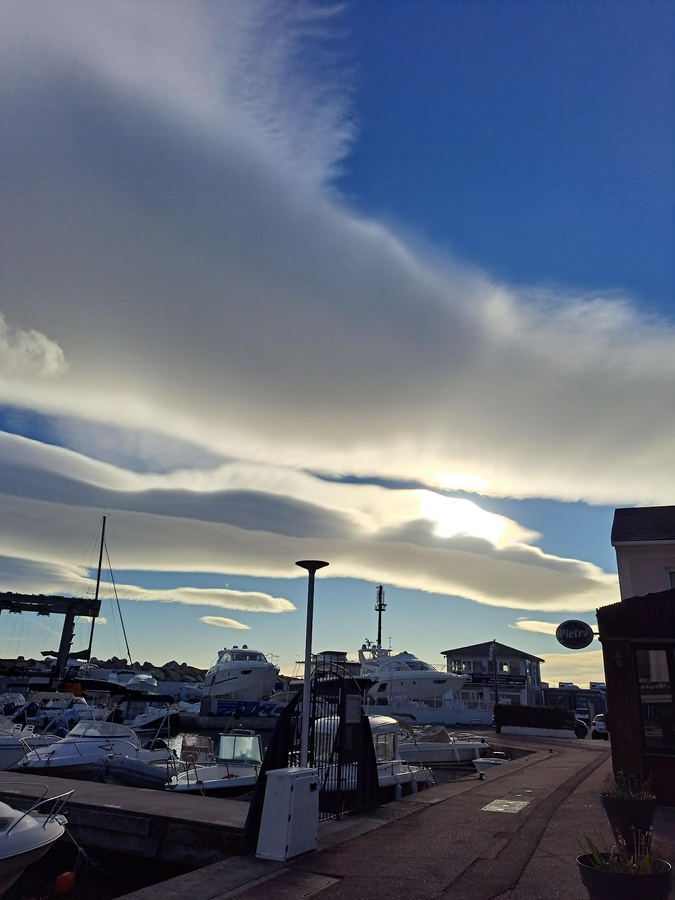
0 771 247 867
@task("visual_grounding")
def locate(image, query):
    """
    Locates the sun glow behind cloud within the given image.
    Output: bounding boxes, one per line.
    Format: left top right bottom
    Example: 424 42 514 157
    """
414 491 528 546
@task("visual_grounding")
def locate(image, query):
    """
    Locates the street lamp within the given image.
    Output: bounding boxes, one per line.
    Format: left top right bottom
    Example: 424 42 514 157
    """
295 559 329 768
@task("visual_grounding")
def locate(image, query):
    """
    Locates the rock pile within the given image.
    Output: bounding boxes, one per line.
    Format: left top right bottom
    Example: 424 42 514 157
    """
90 657 206 684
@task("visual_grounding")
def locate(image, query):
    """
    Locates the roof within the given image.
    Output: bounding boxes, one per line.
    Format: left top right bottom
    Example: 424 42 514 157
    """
441 641 544 663
611 506 675 544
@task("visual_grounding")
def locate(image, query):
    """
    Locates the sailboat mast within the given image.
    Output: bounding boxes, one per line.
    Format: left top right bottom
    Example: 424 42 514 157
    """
86 515 106 660
375 584 386 647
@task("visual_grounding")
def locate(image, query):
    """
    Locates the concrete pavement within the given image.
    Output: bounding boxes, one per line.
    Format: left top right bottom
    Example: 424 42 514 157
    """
118 735 675 899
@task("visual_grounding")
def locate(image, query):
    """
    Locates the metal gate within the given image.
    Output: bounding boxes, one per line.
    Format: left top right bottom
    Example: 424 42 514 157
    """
241 667 378 852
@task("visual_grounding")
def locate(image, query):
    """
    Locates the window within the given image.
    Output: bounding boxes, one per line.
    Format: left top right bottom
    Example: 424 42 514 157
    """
451 659 473 674
636 647 675 752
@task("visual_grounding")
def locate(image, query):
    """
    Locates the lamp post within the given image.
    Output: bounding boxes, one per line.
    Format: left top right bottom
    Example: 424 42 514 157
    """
295 559 329 768
490 639 499 706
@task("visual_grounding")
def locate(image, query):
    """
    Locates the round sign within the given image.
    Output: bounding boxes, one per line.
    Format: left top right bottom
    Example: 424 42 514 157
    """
556 620 594 649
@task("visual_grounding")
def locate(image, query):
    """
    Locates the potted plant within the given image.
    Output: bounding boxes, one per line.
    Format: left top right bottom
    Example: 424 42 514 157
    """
599 772 656 856
577 835 672 899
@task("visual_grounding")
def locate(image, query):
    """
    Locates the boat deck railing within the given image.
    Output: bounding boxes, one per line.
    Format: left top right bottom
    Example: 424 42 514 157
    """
0 783 73 832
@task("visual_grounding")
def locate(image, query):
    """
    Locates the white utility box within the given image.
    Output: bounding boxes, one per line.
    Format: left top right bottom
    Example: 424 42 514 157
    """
255 767 320 861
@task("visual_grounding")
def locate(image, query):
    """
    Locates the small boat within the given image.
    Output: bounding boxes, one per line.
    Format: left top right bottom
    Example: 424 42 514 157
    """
472 753 508 774
0 717 62 772
398 724 491 766
314 714 435 803
12 720 174 780
98 733 216 790
166 729 263 797
0 785 71 897
202 646 279 701
97 755 176 790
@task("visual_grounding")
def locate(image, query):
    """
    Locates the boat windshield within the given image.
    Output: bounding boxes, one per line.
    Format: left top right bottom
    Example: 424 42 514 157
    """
379 659 437 673
0 716 17 736
230 650 268 663
372 731 396 762
66 721 140 743
217 732 262 764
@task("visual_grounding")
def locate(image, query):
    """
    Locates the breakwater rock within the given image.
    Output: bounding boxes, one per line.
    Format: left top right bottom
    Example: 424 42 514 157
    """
89 656 206 684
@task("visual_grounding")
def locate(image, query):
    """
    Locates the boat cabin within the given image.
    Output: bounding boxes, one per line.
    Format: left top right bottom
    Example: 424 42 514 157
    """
217 730 263 766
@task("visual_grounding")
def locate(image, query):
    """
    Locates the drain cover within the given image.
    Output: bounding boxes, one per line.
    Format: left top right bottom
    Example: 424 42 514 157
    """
481 799 530 813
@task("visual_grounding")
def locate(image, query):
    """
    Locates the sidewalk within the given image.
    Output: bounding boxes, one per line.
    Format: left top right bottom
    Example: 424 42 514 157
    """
118 736 675 899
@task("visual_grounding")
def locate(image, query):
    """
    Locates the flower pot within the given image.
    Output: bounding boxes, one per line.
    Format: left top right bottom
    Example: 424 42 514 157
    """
577 853 672 899
600 794 656 854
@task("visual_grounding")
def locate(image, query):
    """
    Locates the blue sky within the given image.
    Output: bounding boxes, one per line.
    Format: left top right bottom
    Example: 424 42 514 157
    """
1 1 673 687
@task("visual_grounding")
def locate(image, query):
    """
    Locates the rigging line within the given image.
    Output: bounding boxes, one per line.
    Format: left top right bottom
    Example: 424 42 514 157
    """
104 544 133 666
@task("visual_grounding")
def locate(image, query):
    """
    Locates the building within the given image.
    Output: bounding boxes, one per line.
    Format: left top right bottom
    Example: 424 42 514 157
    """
612 504 675 598
600 506 675 803
541 683 606 723
442 641 544 707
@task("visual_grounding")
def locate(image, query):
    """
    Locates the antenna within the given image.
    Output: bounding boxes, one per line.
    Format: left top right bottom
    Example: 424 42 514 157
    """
375 585 386 647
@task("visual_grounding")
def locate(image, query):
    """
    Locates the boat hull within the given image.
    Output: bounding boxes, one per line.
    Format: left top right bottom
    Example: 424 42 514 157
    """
472 757 507 774
0 805 66 899
398 740 489 766
0 841 60 897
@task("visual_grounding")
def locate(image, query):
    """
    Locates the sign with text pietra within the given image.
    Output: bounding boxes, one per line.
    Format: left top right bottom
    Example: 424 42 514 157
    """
556 620 595 650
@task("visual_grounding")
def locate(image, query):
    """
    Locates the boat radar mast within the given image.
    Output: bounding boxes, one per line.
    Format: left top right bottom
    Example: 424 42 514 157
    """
375 584 386 647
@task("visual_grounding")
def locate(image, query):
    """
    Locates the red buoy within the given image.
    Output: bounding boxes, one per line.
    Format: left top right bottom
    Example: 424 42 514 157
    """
53 870 76 894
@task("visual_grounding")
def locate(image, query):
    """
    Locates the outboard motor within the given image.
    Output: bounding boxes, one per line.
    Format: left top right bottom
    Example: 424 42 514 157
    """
143 737 168 751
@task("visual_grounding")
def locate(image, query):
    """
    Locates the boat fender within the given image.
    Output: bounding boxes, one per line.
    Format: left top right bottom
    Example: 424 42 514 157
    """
410 775 418 794
395 783 402 800
53 871 76 894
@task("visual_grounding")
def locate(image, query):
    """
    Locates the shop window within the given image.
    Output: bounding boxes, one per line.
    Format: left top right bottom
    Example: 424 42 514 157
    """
636 647 675 752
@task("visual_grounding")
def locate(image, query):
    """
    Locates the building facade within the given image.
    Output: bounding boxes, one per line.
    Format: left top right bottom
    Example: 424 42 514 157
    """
612 504 675 598
601 506 675 803
442 641 545 707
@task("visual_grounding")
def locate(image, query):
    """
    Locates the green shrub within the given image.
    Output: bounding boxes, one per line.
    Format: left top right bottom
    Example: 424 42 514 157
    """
493 704 575 730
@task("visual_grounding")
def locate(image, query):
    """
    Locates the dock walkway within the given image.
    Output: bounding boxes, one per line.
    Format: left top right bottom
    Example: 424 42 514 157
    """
0 771 247 867
115 735 675 900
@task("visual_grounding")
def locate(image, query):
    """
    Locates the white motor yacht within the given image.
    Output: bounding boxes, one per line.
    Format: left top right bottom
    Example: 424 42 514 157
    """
202 646 279 701
358 642 467 703
0 786 71 897
12 720 173 781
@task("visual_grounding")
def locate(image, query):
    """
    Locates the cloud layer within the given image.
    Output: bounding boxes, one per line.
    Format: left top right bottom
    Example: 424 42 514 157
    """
2 1 664 676
1 1 674 509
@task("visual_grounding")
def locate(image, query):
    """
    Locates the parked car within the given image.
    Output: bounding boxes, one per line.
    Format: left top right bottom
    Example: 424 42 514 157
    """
591 713 609 740
575 707 591 725
574 718 588 739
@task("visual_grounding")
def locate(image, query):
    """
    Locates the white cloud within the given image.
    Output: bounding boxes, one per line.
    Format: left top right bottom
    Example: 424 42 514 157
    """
0 434 617 615
511 619 561 636
200 616 250 630
0 313 67 379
